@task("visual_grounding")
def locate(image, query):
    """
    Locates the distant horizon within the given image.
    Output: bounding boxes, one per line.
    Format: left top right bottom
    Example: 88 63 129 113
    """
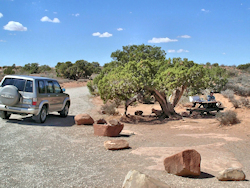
1 0 250 67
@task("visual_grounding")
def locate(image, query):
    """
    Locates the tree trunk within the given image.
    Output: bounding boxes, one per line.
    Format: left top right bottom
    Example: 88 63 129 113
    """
172 85 187 107
143 87 181 119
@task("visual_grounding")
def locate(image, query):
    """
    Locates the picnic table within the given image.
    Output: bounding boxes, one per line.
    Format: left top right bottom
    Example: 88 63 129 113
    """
187 101 224 115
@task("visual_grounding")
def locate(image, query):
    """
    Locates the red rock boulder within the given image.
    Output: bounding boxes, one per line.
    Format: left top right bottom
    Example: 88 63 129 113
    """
94 120 124 137
163 149 201 177
74 114 94 125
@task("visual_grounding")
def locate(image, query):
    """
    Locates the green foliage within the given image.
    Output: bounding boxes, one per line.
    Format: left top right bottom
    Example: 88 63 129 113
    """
237 63 250 70
55 60 100 80
4 67 15 75
38 65 51 73
22 63 39 74
93 44 228 106
111 44 166 64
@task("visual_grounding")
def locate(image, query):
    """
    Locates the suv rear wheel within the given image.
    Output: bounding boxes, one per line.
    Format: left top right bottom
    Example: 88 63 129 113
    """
0 111 11 119
34 105 47 123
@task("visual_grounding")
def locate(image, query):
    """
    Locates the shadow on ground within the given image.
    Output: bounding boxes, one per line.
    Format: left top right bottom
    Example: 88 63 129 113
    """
6 114 75 127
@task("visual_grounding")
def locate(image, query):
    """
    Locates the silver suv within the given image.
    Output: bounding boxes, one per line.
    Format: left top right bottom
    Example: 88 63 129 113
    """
0 75 70 123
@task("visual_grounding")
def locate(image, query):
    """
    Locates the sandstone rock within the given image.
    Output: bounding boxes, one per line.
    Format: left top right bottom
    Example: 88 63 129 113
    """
122 170 170 188
135 110 143 116
93 122 124 137
74 114 94 125
109 119 121 126
180 112 189 117
104 139 129 150
217 168 246 181
163 149 201 177
96 118 107 124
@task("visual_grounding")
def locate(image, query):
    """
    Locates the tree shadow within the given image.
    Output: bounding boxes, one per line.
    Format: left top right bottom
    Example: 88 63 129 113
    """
6 114 75 127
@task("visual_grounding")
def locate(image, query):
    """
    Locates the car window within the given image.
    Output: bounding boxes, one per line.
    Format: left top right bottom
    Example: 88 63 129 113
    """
2 78 26 91
24 80 33 92
46 81 54 93
53 81 61 94
38 80 45 93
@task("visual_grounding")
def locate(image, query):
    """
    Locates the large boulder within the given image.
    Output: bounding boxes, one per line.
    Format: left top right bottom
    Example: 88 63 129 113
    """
163 149 201 177
74 114 94 125
217 168 246 181
93 119 124 137
122 170 170 188
104 139 129 150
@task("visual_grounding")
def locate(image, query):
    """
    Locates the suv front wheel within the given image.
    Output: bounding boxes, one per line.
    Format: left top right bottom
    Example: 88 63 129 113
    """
59 102 69 117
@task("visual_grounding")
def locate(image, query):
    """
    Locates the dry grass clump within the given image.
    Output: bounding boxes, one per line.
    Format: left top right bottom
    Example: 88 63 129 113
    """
221 89 234 99
216 110 240 126
240 97 250 108
101 103 118 115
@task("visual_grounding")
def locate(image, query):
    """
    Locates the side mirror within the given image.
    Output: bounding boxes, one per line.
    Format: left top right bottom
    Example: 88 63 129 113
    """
62 88 66 92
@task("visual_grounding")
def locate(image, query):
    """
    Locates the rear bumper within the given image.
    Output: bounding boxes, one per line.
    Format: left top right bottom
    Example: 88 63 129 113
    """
0 104 39 115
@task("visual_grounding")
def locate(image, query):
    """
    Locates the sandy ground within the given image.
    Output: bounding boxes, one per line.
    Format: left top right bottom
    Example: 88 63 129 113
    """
0 83 250 187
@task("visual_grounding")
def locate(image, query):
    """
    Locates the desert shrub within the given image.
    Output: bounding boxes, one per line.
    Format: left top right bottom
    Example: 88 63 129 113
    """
87 81 98 95
101 102 117 115
227 69 238 77
216 110 239 126
237 63 250 70
240 97 250 108
221 89 234 99
229 98 240 108
3 67 15 75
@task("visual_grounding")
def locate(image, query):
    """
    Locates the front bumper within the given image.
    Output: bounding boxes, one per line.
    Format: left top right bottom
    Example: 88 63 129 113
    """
0 104 39 115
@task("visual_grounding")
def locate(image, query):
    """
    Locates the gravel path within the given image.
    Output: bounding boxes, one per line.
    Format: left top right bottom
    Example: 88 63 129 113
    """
0 86 249 187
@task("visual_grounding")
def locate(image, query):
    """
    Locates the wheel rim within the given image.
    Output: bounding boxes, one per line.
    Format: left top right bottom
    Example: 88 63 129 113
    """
64 105 69 115
41 108 47 121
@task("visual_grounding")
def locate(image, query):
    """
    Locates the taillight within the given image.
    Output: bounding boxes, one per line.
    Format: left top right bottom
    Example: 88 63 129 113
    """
32 98 37 105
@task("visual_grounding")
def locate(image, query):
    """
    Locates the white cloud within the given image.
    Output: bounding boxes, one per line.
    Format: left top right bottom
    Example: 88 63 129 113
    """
177 49 189 53
92 32 112 37
222 52 226 55
201 8 209 13
53 12 57 14
117 28 123 31
168 49 189 53
168 50 176 53
0 40 6 42
40 16 60 23
0 13 3 18
148 37 178 43
45 9 48 11
3 21 27 31
178 35 191 38
72 13 80 17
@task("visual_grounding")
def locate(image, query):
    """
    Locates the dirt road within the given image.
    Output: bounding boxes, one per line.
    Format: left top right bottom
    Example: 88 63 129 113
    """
0 86 249 187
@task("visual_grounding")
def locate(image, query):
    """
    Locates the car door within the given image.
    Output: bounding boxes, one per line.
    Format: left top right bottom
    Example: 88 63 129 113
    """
45 80 57 112
52 81 65 111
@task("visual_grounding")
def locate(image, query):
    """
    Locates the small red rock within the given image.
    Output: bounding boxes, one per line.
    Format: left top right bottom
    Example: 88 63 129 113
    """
163 149 201 177
74 114 94 125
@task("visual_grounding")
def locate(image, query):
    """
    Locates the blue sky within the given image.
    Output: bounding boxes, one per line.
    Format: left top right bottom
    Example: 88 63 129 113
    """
0 0 250 67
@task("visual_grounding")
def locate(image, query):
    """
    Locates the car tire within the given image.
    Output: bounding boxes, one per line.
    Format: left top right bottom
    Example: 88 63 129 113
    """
36 105 47 123
0 111 11 119
60 102 69 117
